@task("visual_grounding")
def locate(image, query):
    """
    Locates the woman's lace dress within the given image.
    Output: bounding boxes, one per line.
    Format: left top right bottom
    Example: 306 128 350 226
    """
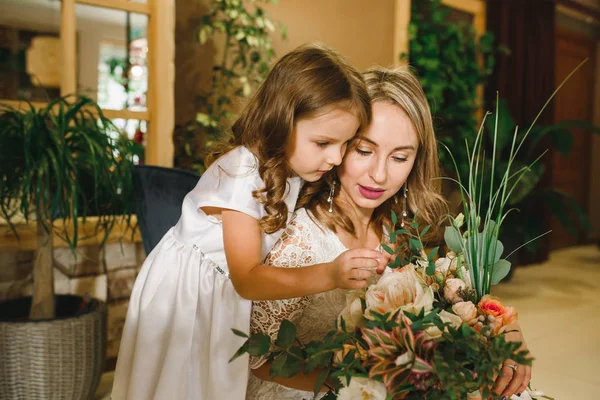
245 208 348 400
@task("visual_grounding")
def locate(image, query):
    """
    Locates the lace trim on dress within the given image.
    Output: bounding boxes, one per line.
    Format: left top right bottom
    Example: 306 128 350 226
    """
249 213 316 369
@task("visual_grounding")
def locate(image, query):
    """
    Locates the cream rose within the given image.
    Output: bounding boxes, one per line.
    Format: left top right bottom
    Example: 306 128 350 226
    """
364 264 434 320
452 301 478 325
435 251 458 274
337 377 387 400
338 290 366 331
459 265 473 288
444 278 467 304
424 310 463 339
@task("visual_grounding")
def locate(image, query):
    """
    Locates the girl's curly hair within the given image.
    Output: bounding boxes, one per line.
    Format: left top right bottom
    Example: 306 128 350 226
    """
207 43 371 234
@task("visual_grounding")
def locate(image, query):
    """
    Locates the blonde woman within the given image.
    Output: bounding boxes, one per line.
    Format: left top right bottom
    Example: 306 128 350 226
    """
246 66 446 399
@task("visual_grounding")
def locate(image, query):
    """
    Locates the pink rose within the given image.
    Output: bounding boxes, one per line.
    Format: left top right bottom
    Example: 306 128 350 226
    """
452 301 478 325
443 278 467 304
502 305 518 326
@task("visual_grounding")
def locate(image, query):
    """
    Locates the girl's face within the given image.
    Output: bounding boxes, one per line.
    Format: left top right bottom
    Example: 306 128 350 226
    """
338 102 419 211
287 106 359 182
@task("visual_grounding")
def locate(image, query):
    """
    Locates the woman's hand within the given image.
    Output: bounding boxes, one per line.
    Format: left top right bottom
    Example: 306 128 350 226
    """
492 324 532 399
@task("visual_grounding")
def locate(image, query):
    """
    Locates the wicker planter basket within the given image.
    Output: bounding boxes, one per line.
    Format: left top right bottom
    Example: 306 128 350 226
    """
0 295 107 400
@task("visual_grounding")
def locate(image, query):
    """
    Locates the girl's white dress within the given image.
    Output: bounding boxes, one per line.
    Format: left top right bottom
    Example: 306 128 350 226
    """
111 146 303 400
245 208 350 400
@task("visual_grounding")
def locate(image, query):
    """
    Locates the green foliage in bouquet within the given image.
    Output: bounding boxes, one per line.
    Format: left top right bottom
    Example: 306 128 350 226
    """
182 0 285 173
440 61 589 298
232 304 529 399
232 208 535 398
479 99 599 254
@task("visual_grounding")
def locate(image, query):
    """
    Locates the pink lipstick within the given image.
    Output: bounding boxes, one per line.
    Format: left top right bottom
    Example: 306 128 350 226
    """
358 185 384 200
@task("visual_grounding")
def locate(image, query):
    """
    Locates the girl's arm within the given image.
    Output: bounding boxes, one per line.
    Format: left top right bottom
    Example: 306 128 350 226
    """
222 209 381 300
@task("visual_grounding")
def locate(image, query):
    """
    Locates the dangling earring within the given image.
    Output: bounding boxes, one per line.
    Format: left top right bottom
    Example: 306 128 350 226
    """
327 181 336 213
401 182 408 228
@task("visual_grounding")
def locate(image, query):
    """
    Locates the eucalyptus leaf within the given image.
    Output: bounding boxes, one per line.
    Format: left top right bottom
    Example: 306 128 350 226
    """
477 233 503 264
280 347 304 378
381 243 394 255
427 246 439 261
491 259 511 285
314 369 330 396
229 342 249 362
231 328 249 338
444 226 463 253
275 319 296 349
270 353 287 378
247 334 271 357
409 238 422 252
427 260 436 276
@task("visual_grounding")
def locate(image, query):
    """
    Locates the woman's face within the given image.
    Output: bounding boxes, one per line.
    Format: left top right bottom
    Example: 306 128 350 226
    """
337 102 419 212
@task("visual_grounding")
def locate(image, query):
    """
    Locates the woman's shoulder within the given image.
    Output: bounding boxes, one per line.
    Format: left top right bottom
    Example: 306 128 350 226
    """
290 208 317 227
289 208 332 238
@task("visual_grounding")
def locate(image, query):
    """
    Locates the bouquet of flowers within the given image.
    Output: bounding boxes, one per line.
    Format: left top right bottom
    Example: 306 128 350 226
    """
232 214 541 399
231 67 585 399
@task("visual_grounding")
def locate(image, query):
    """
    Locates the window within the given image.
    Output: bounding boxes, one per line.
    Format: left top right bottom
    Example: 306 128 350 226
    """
0 0 174 167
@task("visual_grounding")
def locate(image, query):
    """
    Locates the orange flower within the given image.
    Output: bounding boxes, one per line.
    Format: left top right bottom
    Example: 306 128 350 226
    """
333 343 368 365
478 295 505 317
502 305 518 327
477 295 518 334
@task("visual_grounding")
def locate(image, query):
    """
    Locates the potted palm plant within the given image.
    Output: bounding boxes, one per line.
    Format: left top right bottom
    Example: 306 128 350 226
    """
0 95 134 399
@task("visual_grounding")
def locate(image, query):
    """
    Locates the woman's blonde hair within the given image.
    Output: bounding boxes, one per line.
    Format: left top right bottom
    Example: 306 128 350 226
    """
206 43 371 234
299 66 447 240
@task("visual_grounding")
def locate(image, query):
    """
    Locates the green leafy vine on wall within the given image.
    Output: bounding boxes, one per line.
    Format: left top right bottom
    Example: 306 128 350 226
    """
402 0 507 180
176 0 285 174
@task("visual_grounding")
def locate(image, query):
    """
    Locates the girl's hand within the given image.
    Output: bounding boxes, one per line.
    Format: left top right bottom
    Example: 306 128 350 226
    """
376 249 393 274
493 325 532 399
329 249 381 289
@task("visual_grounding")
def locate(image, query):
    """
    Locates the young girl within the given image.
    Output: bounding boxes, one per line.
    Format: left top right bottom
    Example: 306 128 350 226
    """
111 44 384 400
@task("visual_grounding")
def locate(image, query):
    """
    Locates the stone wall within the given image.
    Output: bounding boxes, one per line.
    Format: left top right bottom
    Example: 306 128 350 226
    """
0 241 146 363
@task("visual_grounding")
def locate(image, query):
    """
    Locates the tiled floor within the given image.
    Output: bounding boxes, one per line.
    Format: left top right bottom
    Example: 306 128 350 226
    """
96 245 600 400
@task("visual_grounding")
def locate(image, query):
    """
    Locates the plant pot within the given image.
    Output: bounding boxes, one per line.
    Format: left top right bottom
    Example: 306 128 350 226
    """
0 295 107 400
